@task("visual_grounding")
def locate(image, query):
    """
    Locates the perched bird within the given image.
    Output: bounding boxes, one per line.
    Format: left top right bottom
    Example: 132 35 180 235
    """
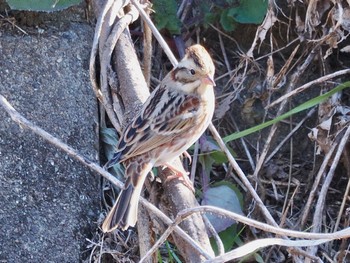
102 44 216 232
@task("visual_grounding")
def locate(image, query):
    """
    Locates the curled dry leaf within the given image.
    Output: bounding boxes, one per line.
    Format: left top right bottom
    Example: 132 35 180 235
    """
333 7 350 31
215 92 236 119
305 0 331 33
295 8 305 34
308 105 350 155
340 45 350 52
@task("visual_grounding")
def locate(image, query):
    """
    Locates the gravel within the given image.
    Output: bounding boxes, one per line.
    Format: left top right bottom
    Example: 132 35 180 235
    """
0 12 100 263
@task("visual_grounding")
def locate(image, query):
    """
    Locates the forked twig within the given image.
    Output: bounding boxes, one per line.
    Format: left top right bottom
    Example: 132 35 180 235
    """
140 204 350 262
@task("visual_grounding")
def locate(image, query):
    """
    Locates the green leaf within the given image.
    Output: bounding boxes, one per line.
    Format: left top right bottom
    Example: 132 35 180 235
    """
100 128 118 160
203 12 219 27
153 0 181 35
228 0 268 24
210 150 229 164
212 181 244 207
165 241 182 263
224 82 350 143
6 0 81 12
210 224 239 254
100 128 124 179
200 135 236 164
202 184 244 232
220 9 237 31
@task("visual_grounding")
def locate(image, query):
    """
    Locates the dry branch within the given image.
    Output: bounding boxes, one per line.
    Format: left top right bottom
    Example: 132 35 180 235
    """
90 0 214 261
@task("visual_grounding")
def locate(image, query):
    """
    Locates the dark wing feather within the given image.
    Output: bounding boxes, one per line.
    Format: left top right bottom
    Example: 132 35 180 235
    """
111 85 202 162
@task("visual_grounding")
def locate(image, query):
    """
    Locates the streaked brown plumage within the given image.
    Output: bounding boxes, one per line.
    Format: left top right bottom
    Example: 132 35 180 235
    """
102 44 215 232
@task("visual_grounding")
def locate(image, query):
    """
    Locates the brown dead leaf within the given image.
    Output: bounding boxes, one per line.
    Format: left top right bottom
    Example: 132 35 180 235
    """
215 92 236 119
305 0 332 33
308 96 350 155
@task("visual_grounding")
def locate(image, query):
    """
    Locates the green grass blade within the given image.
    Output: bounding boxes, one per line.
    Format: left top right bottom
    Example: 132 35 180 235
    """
223 82 350 143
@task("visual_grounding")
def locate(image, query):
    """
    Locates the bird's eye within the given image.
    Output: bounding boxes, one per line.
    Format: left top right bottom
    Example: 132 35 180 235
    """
190 69 196 75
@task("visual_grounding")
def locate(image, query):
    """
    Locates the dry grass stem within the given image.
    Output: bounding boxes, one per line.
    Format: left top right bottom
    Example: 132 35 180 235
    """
177 206 350 240
141 1 152 87
131 0 177 66
0 14 28 34
301 142 338 227
267 69 350 109
306 125 350 259
266 107 317 163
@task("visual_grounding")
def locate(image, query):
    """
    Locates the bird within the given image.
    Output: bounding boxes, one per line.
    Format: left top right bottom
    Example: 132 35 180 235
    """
102 44 216 232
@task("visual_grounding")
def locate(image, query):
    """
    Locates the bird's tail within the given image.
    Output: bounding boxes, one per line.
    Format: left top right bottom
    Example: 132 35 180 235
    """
102 162 153 232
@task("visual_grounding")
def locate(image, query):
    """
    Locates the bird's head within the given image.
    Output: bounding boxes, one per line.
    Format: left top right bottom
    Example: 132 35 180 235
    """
172 44 215 93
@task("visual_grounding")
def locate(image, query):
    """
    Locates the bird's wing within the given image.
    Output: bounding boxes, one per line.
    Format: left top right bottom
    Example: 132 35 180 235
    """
116 85 203 161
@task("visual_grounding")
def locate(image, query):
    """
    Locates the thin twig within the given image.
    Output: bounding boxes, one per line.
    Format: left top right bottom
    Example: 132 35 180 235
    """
177 206 350 240
131 0 177 66
189 140 199 182
266 107 316 163
208 123 279 227
307 125 350 258
141 1 153 87
334 147 350 234
230 115 256 171
301 142 338 227
334 176 350 233
267 69 350 109
203 216 225 255
0 14 28 35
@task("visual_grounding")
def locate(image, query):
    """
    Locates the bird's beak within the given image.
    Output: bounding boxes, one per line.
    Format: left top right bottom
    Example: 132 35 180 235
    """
202 75 216 87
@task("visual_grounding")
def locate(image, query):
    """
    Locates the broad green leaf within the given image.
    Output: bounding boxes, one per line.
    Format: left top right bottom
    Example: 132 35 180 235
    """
224 82 350 143
100 128 124 178
153 0 181 35
210 150 229 164
228 0 268 24
6 0 81 12
220 9 237 31
212 181 244 207
200 135 236 164
210 224 239 254
203 12 219 27
202 184 243 232
100 128 118 160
